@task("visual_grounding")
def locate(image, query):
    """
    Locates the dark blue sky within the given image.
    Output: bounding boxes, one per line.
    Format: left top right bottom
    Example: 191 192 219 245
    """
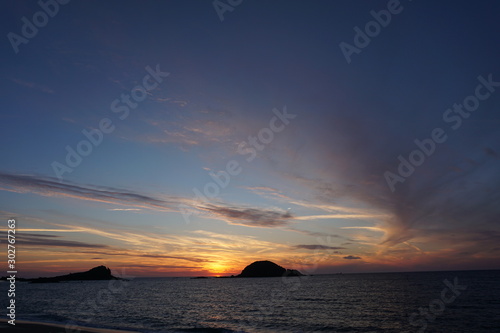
1 0 499 276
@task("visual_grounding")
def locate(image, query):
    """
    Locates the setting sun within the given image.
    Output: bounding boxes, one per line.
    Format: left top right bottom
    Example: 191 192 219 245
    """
205 263 232 276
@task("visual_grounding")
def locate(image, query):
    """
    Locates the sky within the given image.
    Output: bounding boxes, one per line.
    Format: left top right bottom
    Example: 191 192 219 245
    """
1 0 499 277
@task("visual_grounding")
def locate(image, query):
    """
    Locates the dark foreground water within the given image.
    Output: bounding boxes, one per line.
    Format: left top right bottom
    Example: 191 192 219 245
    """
3 270 500 332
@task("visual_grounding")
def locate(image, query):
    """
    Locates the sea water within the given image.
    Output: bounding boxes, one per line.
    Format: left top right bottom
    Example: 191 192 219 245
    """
4 270 500 332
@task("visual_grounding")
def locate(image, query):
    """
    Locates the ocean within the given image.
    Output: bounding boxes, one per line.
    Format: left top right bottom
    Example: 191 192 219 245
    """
4 270 500 332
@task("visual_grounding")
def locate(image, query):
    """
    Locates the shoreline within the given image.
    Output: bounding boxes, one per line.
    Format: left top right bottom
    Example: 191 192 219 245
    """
0 319 140 333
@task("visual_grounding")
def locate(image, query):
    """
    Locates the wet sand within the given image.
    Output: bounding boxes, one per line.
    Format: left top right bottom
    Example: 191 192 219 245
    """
0 319 139 333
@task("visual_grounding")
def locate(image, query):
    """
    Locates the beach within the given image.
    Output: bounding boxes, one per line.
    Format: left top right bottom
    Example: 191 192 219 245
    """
0 320 138 333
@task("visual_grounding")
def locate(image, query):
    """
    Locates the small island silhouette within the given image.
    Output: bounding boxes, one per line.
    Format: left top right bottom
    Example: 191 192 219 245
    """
236 260 304 277
0 265 124 283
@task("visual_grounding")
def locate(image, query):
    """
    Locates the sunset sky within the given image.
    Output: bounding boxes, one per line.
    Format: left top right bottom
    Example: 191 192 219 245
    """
1 0 499 277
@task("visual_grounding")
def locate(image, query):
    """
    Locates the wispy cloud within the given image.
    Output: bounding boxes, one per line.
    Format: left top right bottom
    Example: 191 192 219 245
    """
11 78 55 94
141 113 236 150
0 172 178 212
243 186 386 222
287 93 500 253
0 172 301 230
286 228 349 240
243 186 279 193
344 255 362 260
294 214 384 221
153 97 188 107
19 233 109 249
200 205 293 227
80 251 210 263
8 212 305 274
341 226 385 232
294 244 345 250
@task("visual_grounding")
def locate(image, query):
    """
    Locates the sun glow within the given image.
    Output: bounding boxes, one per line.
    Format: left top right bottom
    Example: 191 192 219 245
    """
206 263 230 276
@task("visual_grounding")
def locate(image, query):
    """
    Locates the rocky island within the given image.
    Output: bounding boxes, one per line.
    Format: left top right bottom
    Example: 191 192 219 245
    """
236 260 304 277
25 266 122 283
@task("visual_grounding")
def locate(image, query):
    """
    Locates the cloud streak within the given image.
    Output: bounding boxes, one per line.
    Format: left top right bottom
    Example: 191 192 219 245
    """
200 205 293 227
0 173 295 229
344 255 362 260
289 89 500 253
18 233 109 249
294 244 345 250
11 78 55 94
0 172 176 211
